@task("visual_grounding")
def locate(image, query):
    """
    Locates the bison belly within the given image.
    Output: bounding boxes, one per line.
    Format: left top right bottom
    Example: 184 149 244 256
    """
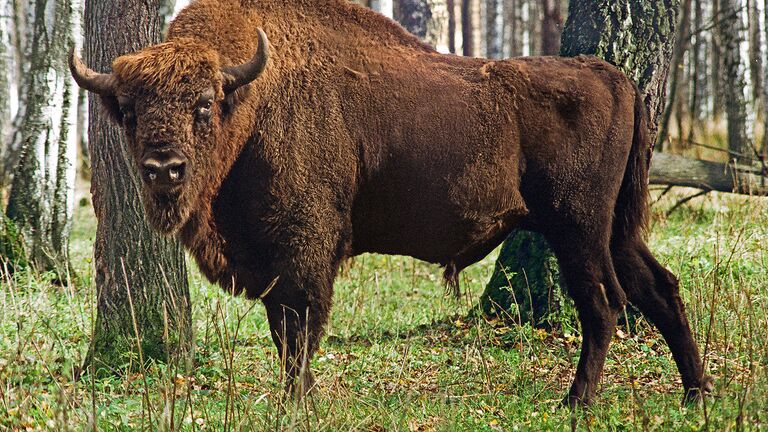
350 145 528 268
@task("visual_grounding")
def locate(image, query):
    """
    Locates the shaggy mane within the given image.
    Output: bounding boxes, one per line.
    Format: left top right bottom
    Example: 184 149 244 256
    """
112 38 220 91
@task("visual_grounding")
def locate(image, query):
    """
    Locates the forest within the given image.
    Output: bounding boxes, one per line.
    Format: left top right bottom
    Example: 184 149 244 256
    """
1 0 767 430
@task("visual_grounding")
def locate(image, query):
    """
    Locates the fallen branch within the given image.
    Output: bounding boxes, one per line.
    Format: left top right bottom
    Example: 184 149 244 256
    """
649 153 768 196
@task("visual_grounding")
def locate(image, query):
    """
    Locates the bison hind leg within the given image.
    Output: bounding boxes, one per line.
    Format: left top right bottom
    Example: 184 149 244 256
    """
611 237 711 404
546 233 627 407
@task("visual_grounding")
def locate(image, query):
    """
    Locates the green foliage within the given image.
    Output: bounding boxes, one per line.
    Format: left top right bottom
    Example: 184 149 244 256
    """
2 193 768 430
0 212 28 273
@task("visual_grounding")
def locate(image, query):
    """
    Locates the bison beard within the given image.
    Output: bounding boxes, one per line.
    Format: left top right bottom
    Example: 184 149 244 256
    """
71 0 712 406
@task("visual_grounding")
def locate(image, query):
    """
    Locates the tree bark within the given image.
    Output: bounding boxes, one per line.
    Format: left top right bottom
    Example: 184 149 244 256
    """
748 0 763 106
461 0 474 56
447 0 457 53
650 153 768 194
0 0 10 167
83 0 192 374
371 0 394 18
506 0 523 57
718 0 752 164
6 0 76 273
540 0 562 55
0 0 31 189
711 0 725 120
763 0 768 157
657 0 692 151
485 0 504 58
482 0 679 326
687 0 707 145
395 0 445 47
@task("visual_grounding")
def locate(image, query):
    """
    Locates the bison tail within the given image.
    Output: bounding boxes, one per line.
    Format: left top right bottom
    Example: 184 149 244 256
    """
613 85 651 245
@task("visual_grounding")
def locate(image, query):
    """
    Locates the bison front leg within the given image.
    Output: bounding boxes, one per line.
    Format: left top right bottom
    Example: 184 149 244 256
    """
262 275 333 398
549 238 627 407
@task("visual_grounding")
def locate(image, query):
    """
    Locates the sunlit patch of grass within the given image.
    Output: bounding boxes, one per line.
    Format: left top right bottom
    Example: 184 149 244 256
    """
1 187 767 430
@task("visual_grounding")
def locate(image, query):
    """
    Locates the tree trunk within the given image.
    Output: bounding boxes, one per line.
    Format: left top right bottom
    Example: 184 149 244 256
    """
461 0 473 55
76 88 91 180
540 0 562 55
396 0 433 40
711 0 725 120
5 0 76 273
506 0 523 56
485 0 504 58
657 0 692 151
83 0 192 374
650 152 768 195
482 0 679 327
527 0 540 56
748 0 763 107
448 0 457 53
0 0 32 189
687 0 707 145
763 0 768 157
371 0 394 18
718 0 752 164
0 0 10 167
395 0 446 48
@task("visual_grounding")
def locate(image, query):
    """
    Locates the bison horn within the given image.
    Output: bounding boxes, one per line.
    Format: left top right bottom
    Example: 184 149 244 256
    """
68 48 117 95
221 28 270 94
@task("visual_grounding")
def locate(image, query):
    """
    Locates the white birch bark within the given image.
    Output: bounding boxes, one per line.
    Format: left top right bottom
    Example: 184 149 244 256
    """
6 0 75 271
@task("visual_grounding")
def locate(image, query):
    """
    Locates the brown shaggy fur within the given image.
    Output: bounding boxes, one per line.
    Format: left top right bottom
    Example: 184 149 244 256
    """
79 0 710 405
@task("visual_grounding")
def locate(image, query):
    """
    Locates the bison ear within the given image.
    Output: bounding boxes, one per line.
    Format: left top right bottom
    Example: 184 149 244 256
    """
99 95 123 123
222 85 251 115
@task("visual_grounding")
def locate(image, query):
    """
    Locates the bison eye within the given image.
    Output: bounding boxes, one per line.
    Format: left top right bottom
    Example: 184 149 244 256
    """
120 105 135 123
196 100 213 120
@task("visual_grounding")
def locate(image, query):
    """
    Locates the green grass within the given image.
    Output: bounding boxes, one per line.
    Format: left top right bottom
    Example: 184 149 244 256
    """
1 188 768 431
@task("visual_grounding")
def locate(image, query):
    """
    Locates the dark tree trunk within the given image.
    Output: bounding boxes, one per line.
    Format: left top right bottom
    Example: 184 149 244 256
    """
506 0 523 57
748 0 763 106
83 0 192 374
540 0 562 55
461 0 474 56
482 0 679 327
687 0 707 144
448 0 457 53
657 0 692 151
396 0 432 40
486 0 504 58
711 0 725 120
718 0 751 164
763 0 768 157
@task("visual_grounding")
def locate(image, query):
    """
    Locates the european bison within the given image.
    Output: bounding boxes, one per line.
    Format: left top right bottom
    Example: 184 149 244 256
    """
71 0 712 406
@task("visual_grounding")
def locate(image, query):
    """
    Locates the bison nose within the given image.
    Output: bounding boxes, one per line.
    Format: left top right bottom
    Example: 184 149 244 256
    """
141 152 188 190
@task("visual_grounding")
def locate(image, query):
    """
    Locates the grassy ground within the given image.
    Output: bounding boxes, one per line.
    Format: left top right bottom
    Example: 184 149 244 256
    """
1 188 767 431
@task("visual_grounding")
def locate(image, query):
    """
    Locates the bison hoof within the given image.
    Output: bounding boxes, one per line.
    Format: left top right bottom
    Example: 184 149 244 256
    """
682 375 715 406
285 371 316 399
562 394 593 409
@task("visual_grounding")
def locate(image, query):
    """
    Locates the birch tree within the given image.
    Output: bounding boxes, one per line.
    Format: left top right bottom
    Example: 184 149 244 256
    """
0 0 10 165
486 0 504 58
370 0 394 18
5 0 77 272
718 0 751 163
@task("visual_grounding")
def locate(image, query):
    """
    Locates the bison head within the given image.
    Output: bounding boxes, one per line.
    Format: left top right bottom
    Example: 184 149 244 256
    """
70 29 269 234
